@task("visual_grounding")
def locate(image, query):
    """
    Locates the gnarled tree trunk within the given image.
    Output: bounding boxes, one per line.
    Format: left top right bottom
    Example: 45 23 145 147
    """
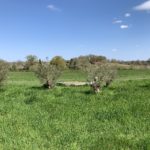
91 82 101 93
43 80 53 89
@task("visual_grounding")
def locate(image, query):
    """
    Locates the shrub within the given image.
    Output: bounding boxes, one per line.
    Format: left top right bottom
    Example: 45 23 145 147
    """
87 63 117 93
9 61 25 71
35 60 61 89
68 55 107 70
50 56 67 70
0 60 9 86
25 55 38 70
69 56 90 70
89 55 107 64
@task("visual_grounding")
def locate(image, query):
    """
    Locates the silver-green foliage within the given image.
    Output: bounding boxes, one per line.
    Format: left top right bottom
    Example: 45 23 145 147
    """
87 63 117 92
35 61 61 89
0 60 9 86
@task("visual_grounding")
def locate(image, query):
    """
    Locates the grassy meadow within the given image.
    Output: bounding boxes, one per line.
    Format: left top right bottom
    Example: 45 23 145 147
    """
0 69 150 149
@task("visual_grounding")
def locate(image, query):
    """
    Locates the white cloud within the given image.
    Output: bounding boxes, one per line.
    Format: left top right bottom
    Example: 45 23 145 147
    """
125 13 131 17
134 0 150 11
120 25 129 29
47 4 61 11
113 20 123 24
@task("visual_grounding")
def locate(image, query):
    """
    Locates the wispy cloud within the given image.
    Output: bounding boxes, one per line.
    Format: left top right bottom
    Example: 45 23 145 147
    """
124 13 131 17
113 20 123 24
134 0 150 11
120 25 129 29
47 4 61 12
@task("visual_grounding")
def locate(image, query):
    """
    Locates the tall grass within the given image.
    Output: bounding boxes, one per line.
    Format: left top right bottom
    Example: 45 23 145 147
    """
0 70 150 149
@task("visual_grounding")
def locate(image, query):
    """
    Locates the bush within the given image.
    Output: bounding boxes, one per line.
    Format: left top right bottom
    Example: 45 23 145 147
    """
68 55 107 70
69 56 90 70
25 55 38 70
35 60 61 89
89 55 107 64
0 60 9 86
9 61 25 71
87 63 117 93
50 56 67 70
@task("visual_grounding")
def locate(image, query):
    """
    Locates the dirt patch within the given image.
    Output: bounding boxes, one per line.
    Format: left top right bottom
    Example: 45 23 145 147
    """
58 81 88 86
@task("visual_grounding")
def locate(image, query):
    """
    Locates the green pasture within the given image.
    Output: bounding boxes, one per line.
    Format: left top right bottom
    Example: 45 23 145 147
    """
0 69 150 149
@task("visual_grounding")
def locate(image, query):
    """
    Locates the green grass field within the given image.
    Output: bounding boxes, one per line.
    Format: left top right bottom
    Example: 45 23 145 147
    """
0 69 150 149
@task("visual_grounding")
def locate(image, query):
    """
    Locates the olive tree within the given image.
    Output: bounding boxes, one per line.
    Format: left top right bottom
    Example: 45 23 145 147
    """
35 60 61 89
0 60 9 86
86 63 117 93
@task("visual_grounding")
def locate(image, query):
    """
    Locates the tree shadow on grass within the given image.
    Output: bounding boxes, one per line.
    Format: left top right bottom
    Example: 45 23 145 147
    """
30 86 47 91
77 89 95 95
139 84 150 89
30 85 65 91
56 83 66 87
0 88 5 93
24 94 38 105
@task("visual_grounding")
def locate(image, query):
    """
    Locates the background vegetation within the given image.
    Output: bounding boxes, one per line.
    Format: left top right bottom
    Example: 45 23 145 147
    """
8 55 150 72
0 60 9 86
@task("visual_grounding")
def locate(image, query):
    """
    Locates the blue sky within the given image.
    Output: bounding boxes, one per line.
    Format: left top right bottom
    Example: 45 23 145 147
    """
0 0 150 61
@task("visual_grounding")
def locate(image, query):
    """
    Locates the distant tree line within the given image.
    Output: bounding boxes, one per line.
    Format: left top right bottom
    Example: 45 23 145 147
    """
110 59 150 66
7 55 109 71
7 55 150 71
